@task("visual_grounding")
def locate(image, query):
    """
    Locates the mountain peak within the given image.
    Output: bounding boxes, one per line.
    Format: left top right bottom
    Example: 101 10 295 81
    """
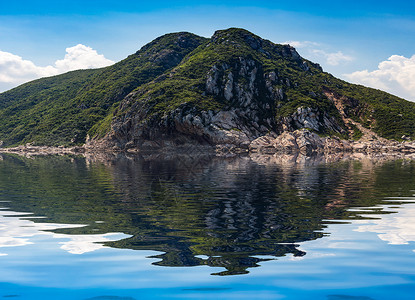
211 27 263 49
212 27 260 39
210 27 302 64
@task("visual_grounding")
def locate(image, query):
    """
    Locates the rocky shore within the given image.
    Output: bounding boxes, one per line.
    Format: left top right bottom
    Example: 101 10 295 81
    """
248 129 415 157
2 128 415 160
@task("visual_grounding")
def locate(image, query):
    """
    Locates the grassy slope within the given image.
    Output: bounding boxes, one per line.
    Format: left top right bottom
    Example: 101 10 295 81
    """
0 69 100 146
0 32 206 146
326 76 415 139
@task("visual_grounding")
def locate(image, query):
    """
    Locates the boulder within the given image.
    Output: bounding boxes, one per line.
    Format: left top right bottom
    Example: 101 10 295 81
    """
294 130 324 155
274 131 298 152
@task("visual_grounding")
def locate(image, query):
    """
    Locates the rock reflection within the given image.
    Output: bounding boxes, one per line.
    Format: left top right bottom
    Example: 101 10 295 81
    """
0 152 414 275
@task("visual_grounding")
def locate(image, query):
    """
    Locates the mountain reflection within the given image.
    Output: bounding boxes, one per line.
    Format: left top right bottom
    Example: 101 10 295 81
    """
1 153 414 275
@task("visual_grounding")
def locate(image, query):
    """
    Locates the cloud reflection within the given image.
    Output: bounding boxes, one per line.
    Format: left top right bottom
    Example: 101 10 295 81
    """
0 208 130 255
355 203 415 248
58 233 131 254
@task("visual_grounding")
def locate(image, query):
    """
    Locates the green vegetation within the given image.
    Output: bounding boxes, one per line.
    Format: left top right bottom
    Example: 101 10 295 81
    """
347 122 363 140
328 78 415 139
0 32 206 146
1 28 415 146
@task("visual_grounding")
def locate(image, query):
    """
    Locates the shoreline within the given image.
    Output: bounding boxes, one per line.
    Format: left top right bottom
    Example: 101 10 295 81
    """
1 139 415 161
2 145 415 171
3 128 415 158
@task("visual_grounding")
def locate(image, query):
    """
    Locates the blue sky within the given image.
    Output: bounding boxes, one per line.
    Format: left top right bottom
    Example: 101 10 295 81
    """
1 0 415 100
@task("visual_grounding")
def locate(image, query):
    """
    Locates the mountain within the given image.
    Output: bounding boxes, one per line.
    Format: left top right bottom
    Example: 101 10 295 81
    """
1 28 415 150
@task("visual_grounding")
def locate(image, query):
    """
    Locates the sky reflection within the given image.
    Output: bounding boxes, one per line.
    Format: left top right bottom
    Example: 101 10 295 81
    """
0 208 130 255
356 202 415 249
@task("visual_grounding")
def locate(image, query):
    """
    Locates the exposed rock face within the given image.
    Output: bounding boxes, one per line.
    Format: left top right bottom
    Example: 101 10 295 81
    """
279 106 346 135
203 58 277 134
96 61 341 152
97 56 282 151
94 105 255 151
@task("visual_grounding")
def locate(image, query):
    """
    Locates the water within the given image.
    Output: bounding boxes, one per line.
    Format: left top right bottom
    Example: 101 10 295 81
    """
0 153 415 299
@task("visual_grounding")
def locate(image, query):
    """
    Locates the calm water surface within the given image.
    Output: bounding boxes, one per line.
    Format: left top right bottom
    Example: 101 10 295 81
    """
0 153 415 299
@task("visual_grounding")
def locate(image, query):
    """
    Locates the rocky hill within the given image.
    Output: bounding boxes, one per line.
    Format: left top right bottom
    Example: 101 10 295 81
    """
1 28 415 154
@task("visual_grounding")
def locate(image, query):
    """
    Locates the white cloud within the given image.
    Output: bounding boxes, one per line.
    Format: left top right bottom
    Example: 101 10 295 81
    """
345 54 415 101
311 49 354 66
0 45 114 92
55 44 114 72
0 50 57 84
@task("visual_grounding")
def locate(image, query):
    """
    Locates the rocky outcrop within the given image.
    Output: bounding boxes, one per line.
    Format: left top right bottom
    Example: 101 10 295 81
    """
95 55 282 151
249 129 351 155
248 128 415 156
279 106 346 135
